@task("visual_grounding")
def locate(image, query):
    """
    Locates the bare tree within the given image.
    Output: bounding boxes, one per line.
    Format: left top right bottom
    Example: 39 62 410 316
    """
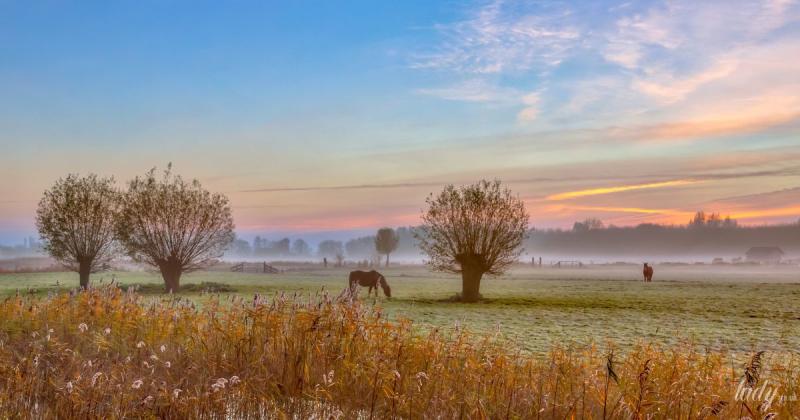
115 166 235 292
416 180 528 302
375 227 399 267
36 174 119 288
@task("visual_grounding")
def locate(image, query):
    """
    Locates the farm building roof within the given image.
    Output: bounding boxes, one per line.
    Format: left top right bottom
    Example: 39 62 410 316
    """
745 246 785 257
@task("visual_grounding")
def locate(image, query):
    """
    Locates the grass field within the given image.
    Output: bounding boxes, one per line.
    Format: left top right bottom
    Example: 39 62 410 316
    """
1 263 798 354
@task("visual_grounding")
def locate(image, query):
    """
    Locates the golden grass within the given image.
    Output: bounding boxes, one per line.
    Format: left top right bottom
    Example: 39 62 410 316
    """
0 286 797 419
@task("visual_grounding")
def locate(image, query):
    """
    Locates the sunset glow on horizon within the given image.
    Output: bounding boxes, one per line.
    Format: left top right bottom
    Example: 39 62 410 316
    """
2 0 800 243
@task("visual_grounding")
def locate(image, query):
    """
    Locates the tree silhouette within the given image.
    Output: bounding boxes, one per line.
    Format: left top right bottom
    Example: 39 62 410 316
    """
291 239 311 256
375 227 399 267
573 218 604 232
115 166 234 292
36 174 119 288
416 180 528 302
317 240 344 258
274 237 291 255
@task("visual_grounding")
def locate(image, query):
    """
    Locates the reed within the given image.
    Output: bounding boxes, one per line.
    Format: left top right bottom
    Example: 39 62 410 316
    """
0 286 796 419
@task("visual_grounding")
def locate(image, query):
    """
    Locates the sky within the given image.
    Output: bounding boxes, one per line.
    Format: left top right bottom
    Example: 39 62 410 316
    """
1 0 799 243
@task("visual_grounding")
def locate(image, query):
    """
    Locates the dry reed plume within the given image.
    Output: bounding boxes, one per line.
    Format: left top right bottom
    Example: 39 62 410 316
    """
0 286 797 419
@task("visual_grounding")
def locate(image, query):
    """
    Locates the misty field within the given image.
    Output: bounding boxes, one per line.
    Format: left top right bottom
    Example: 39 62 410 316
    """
2 264 798 354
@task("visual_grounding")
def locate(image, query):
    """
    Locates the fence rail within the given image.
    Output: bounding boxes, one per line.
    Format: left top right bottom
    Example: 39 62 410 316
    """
553 260 584 268
231 262 281 274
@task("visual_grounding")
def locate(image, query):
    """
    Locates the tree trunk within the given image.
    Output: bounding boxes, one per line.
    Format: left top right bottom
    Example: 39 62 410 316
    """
160 262 182 293
385 253 390 267
78 261 91 289
457 253 486 302
460 267 483 302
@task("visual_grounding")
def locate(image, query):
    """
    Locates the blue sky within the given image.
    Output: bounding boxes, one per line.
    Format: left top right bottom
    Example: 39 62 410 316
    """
1 0 800 243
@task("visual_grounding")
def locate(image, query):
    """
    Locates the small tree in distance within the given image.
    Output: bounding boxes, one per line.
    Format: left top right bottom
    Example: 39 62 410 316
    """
416 180 528 302
375 227 399 267
115 166 235 293
36 174 119 289
291 238 311 256
573 218 604 232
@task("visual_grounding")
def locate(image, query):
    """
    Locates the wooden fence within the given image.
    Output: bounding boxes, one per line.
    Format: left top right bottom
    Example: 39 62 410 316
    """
231 262 281 274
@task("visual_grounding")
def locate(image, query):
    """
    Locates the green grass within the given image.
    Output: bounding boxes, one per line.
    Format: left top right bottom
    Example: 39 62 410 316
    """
2 264 799 353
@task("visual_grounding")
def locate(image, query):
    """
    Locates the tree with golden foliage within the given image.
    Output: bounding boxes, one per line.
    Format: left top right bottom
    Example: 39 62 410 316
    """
115 166 234 292
36 174 119 289
416 180 528 302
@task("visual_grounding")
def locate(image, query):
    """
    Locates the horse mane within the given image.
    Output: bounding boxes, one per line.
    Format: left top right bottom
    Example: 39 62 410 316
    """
378 275 391 297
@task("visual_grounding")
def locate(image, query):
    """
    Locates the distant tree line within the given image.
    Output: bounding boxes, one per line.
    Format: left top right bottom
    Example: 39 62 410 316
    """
228 226 418 264
228 236 313 258
228 210 800 263
0 237 43 258
528 212 800 257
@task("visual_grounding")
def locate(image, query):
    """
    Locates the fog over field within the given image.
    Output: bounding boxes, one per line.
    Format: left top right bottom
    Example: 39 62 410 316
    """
6 218 800 265
2 0 800 417
216 214 800 264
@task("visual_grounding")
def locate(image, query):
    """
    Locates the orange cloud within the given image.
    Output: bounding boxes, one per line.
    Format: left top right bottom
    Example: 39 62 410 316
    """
544 204 800 227
560 205 692 218
638 112 800 142
545 179 699 201
728 206 800 220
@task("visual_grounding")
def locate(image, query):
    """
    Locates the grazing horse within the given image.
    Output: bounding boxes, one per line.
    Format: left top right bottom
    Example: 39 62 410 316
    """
643 263 654 282
348 270 391 298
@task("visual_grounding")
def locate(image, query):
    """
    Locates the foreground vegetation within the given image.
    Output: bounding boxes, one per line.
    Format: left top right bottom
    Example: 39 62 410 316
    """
0 285 797 418
2 265 799 354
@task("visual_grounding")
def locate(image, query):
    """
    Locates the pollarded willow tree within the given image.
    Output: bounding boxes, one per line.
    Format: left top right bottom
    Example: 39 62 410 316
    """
36 174 119 288
416 180 529 302
116 166 235 292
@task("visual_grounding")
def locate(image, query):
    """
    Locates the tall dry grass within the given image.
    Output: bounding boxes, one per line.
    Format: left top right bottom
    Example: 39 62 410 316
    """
0 286 797 419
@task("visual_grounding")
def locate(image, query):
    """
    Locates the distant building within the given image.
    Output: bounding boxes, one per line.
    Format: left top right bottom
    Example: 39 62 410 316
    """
745 247 784 264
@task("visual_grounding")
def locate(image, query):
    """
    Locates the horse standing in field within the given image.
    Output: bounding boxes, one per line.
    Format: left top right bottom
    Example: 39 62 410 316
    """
643 263 654 282
348 270 391 298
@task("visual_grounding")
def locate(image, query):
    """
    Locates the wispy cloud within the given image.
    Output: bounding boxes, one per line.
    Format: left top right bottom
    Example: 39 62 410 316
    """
555 205 692 217
412 0 800 138
545 179 699 201
729 205 800 220
240 181 445 193
625 109 800 143
415 79 521 103
411 0 580 74
516 91 541 122
632 59 739 104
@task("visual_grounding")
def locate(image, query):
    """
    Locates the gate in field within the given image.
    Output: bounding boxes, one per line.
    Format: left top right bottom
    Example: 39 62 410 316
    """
553 260 584 268
231 262 281 274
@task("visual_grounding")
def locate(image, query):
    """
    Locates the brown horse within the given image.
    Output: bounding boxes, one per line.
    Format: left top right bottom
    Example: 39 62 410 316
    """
348 270 391 298
643 263 654 282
